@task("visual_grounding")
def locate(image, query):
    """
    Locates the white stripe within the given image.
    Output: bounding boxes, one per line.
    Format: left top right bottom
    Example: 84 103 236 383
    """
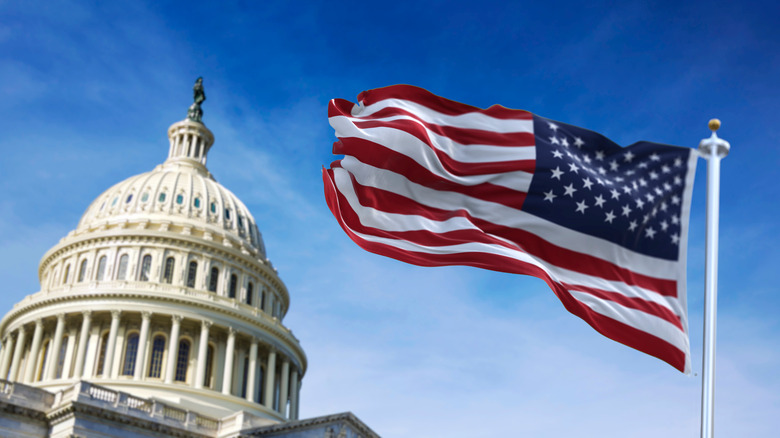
331 114 536 164
333 167 682 313
339 159 680 278
354 98 534 134
334 125 535 192
569 290 690 353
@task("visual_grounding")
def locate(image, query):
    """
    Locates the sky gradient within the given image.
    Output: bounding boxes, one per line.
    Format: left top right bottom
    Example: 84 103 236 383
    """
1 1 778 436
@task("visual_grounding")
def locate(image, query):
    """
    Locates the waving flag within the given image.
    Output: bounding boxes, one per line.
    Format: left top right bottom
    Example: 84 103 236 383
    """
323 85 696 372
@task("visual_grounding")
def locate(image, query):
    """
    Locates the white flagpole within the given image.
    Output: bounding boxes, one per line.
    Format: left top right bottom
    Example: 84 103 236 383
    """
698 119 730 438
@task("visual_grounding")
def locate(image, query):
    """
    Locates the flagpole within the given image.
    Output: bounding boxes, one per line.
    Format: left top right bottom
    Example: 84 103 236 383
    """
698 119 729 438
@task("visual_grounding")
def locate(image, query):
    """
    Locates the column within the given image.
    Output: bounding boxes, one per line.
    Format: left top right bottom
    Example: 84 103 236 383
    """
164 315 182 383
289 368 299 420
46 314 66 380
23 320 44 383
134 312 151 380
8 326 27 381
61 327 77 379
279 359 290 415
221 328 236 395
0 334 16 379
263 349 276 409
245 338 258 402
194 320 211 389
74 311 92 378
102 310 121 377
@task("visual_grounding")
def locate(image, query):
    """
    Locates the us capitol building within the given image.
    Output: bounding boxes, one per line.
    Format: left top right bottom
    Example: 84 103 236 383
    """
0 80 378 438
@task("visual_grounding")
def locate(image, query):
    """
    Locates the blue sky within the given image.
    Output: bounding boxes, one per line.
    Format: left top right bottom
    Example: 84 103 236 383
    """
1 1 778 436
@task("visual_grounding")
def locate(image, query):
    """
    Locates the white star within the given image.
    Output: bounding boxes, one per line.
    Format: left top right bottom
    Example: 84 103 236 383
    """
552 150 563 159
638 178 648 187
660 201 668 211
671 233 680 245
574 137 585 148
550 136 561 145
662 164 671 173
594 150 604 160
671 195 681 205
610 189 620 200
609 161 619 171
583 155 592 164
614 176 624 182
625 169 636 176
649 170 659 180
548 121 559 131
628 220 638 231
632 181 638 191
594 195 606 208
597 167 607 175
646 193 655 202
674 157 683 167
663 182 672 192
551 167 564 180
660 220 669 231
635 198 645 209
576 200 588 214
671 215 680 225
621 204 632 217
563 183 577 197
674 175 683 185
568 162 580 173
638 161 649 169
624 151 635 162
654 187 663 196
645 227 657 238
561 137 569 147
582 178 594 190
543 189 556 203
605 210 616 223
622 185 632 194
650 153 660 161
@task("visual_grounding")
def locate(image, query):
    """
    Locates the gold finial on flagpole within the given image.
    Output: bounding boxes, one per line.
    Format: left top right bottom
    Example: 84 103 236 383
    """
708 118 721 132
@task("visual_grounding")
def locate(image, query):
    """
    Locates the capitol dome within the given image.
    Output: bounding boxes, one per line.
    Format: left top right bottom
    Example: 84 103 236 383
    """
0 83 306 425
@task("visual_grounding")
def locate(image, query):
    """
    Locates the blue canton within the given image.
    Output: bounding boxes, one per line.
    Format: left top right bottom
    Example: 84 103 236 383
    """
522 115 691 261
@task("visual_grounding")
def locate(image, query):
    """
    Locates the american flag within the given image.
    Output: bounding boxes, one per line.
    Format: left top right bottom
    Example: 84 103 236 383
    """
323 85 696 373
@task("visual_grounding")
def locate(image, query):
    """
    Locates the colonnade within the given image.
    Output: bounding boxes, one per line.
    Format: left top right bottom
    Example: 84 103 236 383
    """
0 311 301 419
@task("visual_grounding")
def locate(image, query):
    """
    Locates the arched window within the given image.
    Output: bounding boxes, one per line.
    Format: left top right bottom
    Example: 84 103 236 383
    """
62 264 70 284
37 341 50 381
147 335 166 378
96 332 109 376
116 254 129 280
228 274 237 298
96 256 107 281
246 282 254 305
174 339 190 382
163 257 175 284
260 290 265 311
186 261 198 288
203 345 214 388
139 255 152 281
55 336 68 379
208 267 219 292
122 333 139 376
78 259 88 282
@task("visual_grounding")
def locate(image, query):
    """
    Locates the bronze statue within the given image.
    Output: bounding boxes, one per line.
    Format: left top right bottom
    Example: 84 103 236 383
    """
187 77 206 123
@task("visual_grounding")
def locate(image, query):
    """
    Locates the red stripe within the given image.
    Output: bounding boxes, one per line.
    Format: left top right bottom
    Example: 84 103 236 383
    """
331 161 676 297
353 85 534 121
333 137 529 210
562 283 683 330
323 168 686 372
330 102 536 148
